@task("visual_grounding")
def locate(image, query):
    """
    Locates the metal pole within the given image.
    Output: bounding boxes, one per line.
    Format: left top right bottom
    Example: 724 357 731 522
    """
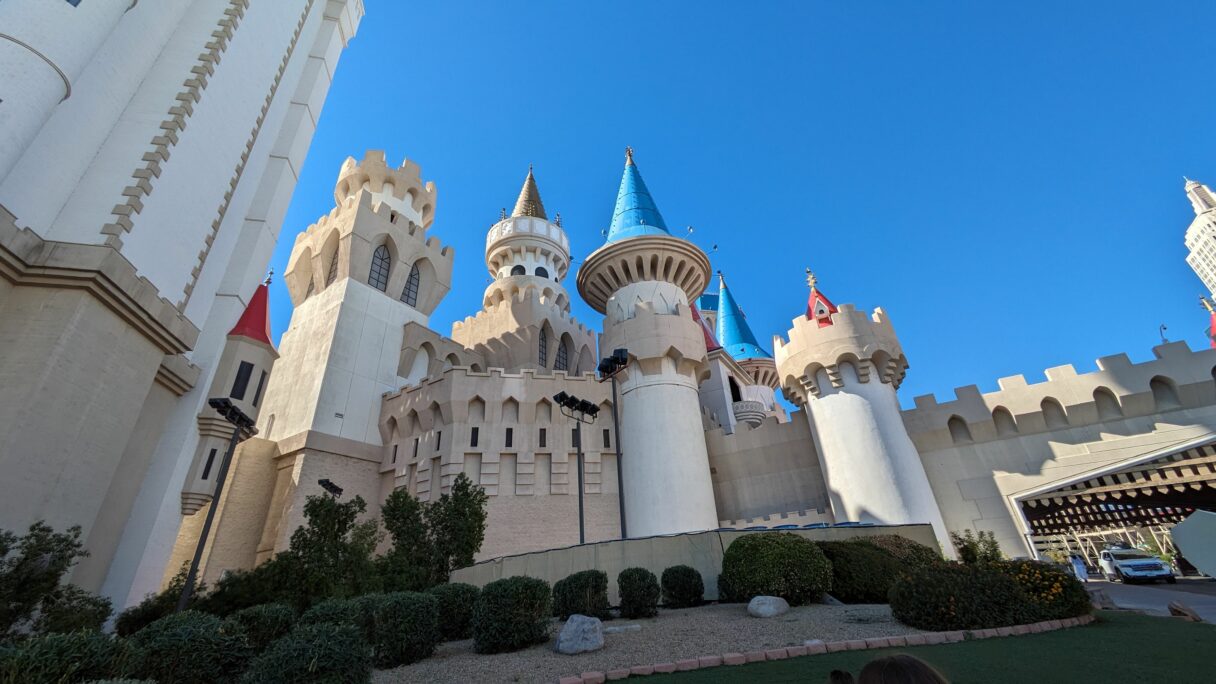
176 425 243 612
575 420 585 545
610 373 626 539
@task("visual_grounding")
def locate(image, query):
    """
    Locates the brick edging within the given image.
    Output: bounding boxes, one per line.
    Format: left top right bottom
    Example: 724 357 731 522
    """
557 613 1096 683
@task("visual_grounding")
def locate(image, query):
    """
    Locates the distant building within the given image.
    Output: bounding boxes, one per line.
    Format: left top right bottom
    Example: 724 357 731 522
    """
1184 178 1216 295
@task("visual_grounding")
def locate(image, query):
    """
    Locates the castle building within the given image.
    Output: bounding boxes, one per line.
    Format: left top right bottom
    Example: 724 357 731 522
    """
0 0 364 608
2 4 1213 609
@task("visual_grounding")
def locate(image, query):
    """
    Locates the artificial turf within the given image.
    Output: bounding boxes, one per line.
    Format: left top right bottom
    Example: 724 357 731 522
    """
646 611 1213 683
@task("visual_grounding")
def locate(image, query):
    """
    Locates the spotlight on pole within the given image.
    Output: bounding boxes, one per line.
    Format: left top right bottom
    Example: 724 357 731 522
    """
553 391 599 544
318 478 344 498
597 348 630 539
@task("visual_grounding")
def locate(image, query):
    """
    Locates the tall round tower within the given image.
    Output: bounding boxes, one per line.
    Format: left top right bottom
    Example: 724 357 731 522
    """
577 149 717 537
774 273 950 550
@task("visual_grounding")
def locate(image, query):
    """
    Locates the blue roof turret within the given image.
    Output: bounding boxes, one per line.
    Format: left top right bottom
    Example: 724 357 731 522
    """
715 273 771 360
605 147 671 242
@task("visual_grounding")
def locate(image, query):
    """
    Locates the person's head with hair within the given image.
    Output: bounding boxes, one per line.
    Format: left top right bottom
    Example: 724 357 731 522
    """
857 654 950 684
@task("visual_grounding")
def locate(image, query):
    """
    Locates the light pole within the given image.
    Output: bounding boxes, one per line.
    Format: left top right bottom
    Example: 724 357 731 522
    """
176 398 257 612
597 348 629 538
553 391 599 544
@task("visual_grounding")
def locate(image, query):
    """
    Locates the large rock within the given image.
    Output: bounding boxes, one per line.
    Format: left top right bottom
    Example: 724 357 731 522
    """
555 614 605 654
747 596 790 618
1168 601 1203 622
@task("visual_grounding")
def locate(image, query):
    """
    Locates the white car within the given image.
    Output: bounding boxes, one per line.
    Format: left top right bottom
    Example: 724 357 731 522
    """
1097 549 1176 584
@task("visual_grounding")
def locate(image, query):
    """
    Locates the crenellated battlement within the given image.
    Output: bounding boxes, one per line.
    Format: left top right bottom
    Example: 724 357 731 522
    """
485 214 570 280
335 150 437 227
774 303 908 405
902 340 1216 450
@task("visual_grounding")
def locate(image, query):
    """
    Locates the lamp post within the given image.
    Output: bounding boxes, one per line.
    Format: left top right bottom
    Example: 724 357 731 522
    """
553 391 599 544
597 348 629 538
176 398 257 612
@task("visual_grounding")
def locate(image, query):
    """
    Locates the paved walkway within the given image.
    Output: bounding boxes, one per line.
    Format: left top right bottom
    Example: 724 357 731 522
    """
1088 577 1216 622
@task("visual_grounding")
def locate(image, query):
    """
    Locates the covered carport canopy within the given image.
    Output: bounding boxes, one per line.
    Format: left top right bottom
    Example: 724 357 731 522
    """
1019 441 1216 540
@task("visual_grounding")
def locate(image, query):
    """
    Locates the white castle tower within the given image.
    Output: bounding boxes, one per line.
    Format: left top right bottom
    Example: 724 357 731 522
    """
576 149 717 537
774 274 950 549
1184 178 1216 296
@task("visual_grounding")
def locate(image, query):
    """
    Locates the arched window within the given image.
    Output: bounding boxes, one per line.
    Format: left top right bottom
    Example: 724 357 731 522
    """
510 265 526 276
1150 376 1181 410
555 341 569 371
325 249 340 286
400 263 420 307
728 377 742 403
538 331 548 367
992 407 1018 436
947 415 972 444
1041 397 1069 429
535 266 549 278
1093 387 1123 420
369 245 391 291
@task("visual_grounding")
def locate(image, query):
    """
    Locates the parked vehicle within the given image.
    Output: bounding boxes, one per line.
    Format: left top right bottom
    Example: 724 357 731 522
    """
1098 548 1176 584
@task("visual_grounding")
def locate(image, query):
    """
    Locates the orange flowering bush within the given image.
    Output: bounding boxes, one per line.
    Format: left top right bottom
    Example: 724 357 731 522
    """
992 559 1091 620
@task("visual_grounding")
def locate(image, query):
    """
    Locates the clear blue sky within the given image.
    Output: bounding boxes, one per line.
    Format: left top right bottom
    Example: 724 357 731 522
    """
269 1 1216 407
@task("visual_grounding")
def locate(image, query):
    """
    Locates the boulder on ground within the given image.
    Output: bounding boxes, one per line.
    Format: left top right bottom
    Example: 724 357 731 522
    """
747 596 790 618
1168 601 1202 622
555 614 604 654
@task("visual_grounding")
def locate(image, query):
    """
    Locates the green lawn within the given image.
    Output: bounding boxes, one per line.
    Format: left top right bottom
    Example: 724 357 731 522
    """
646 611 1213 684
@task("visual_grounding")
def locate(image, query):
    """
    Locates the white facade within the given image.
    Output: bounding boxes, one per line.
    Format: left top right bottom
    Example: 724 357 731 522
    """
1184 178 1216 296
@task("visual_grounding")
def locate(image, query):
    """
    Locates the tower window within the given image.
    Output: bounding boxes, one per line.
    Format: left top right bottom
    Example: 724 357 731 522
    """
510 265 526 276
326 249 340 286
470 426 479 447
538 331 548 367
539 428 547 447
369 245 391 291
201 448 217 480
392 444 398 464
602 429 611 449
505 427 513 448
401 263 420 307
252 370 268 407
535 266 549 278
555 342 569 371
230 361 254 400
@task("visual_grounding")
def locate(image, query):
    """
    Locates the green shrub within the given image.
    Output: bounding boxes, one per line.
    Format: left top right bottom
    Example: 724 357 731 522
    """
853 535 941 568
816 541 905 604
426 583 479 640
348 593 388 642
299 598 360 629
130 610 250 684
0 522 90 638
950 529 1003 564
372 592 439 667
34 584 112 635
552 570 610 620
240 623 371 684
617 568 659 619
718 533 832 606
992 560 1092 620
472 576 551 654
115 567 204 637
0 631 135 684
660 565 704 608
81 680 156 684
222 603 294 652
889 563 1039 631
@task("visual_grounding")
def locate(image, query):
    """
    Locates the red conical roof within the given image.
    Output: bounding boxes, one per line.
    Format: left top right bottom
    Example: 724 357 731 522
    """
691 304 721 352
228 280 273 346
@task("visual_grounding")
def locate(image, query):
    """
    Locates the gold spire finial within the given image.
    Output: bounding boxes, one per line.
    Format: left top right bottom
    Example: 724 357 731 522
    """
511 166 547 219
625 146 634 165
805 268 818 290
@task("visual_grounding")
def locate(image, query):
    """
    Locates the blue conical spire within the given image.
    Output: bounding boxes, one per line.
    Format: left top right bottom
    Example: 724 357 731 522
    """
605 147 671 242
716 273 771 360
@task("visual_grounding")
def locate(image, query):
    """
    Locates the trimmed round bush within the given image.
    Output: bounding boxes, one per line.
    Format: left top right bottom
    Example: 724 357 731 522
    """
222 603 294 652
427 583 479 640
472 576 552 654
718 533 832 606
130 610 251 684
816 541 905 604
661 565 705 608
299 598 360 629
992 560 1092 620
240 623 371 684
372 592 440 668
0 631 136 684
348 593 388 642
889 563 1039 631
552 570 610 620
854 535 942 568
617 568 660 619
